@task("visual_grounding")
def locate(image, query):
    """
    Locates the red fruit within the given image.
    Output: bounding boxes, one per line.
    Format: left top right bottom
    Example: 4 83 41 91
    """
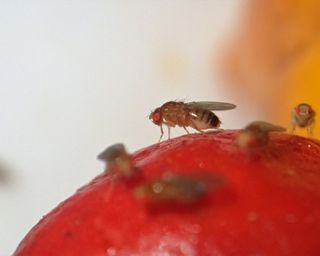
14 131 320 256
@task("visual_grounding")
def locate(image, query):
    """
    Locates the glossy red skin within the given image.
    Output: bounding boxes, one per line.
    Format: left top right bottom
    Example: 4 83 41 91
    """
14 131 320 256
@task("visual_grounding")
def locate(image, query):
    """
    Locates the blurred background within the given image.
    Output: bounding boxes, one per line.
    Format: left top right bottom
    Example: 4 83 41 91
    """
1 0 319 254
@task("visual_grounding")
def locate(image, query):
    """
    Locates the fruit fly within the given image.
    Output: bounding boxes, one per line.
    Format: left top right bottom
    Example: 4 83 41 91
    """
291 103 316 136
134 172 224 205
149 101 236 141
97 143 134 176
236 121 286 149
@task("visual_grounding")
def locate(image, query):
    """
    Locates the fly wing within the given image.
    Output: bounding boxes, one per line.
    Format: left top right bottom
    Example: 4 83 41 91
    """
97 143 126 161
186 101 236 111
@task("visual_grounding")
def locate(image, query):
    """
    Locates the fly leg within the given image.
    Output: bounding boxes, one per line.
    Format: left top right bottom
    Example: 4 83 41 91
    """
183 126 190 134
289 123 296 134
159 125 164 142
194 127 204 134
307 122 315 137
167 126 171 139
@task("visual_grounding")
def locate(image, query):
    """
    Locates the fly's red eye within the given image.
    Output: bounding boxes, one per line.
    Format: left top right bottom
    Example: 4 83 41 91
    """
153 112 161 122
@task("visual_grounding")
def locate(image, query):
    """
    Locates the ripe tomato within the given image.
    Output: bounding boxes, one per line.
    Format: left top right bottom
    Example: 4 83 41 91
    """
14 131 320 256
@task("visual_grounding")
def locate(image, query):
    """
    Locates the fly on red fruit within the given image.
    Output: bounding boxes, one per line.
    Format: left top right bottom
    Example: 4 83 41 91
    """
236 121 286 149
149 101 236 141
291 103 316 136
97 143 135 176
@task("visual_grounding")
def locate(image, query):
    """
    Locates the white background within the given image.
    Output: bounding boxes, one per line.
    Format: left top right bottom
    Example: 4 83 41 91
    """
0 1 262 254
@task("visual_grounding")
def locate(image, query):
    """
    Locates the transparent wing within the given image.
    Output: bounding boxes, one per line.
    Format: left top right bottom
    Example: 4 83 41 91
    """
246 121 287 132
186 101 236 111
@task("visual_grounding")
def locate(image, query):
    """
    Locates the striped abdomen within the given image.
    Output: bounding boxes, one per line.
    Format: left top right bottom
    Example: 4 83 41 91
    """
188 108 221 130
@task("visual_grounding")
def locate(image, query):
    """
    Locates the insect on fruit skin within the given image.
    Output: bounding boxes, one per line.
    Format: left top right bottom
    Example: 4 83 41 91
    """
149 101 236 141
291 103 316 136
236 121 286 149
134 173 225 205
13 131 320 256
97 143 134 176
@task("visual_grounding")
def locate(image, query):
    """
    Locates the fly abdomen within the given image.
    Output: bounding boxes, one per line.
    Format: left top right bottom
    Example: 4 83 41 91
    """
196 109 220 128
207 111 221 128
189 109 221 130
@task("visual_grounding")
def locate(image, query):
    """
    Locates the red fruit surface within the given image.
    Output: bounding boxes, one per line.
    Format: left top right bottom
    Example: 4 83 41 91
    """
14 131 320 256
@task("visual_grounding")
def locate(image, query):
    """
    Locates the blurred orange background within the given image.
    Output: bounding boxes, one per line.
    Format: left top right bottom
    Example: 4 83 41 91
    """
220 0 320 138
